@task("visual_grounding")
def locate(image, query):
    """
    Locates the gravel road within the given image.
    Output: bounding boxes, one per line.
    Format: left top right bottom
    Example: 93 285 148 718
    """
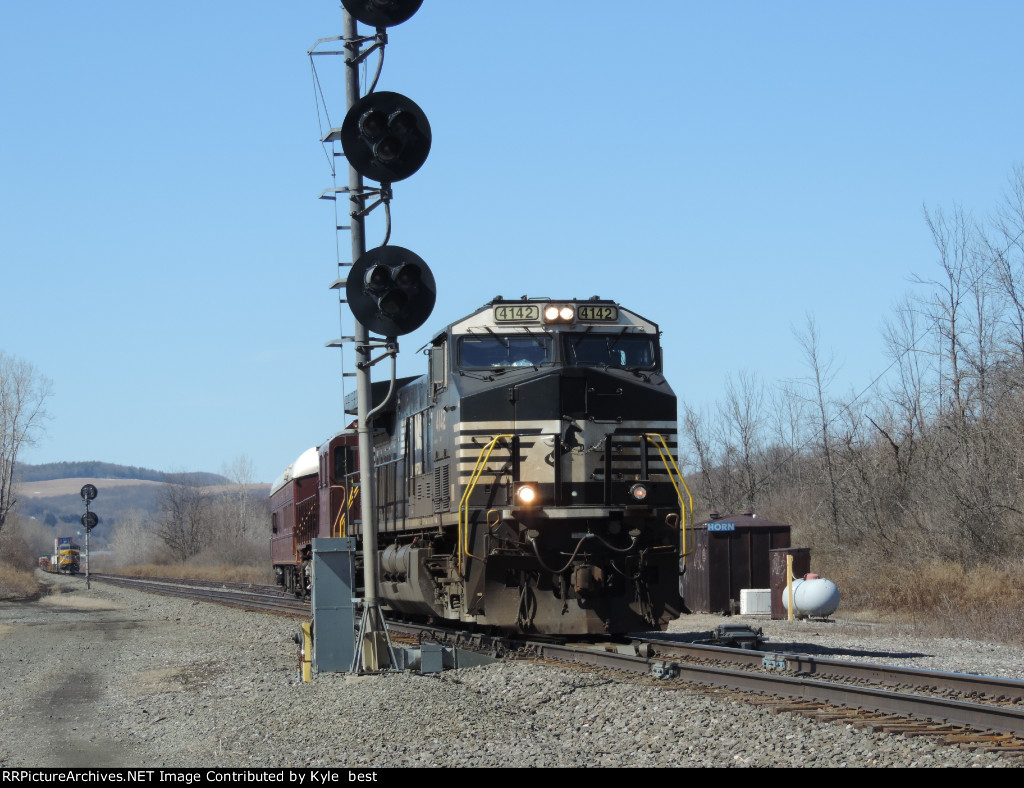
0 572 1020 768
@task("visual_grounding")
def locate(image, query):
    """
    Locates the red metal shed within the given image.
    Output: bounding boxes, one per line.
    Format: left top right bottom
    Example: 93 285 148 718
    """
681 510 792 614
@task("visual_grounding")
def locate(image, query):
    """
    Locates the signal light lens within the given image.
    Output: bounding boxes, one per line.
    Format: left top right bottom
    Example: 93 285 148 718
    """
516 485 537 505
379 290 409 318
388 109 415 136
393 263 421 288
374 137 403 163
359 110 388 139
365 264 391 289
629 483 648 501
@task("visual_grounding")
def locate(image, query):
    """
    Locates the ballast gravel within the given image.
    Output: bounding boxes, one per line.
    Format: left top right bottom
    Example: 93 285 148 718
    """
1 573 1021 768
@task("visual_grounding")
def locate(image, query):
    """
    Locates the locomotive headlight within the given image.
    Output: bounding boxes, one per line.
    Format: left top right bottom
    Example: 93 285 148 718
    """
629 483 649 501
543 304 575 323
516 484 538 505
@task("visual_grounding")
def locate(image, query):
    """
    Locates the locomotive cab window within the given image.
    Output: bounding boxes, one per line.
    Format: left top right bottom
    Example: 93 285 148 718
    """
333 445 357 483
458 335 552 368
564 333 658 370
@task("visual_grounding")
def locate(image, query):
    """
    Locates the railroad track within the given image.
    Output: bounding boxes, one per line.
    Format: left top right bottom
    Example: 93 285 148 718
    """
93 572 1024 757
637 635 1024 706
90 573 309 617
529 639 1024 750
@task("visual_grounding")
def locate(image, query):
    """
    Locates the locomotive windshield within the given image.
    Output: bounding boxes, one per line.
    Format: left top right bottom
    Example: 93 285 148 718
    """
564 333 657 369
459 335 552 368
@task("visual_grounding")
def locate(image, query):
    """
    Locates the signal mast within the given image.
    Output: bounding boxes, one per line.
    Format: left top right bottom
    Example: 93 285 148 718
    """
314 0 435 673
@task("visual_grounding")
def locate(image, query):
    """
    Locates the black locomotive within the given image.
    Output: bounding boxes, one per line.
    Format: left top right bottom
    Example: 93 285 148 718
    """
272 296 688 635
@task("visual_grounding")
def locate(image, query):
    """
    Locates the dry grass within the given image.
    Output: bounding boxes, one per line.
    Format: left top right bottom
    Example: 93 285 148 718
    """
114 562 274 585
825 559 1024 645
0 562 42 600
0 518 45 600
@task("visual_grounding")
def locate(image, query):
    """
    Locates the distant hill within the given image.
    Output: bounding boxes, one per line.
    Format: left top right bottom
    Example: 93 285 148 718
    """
18 478 168 534
11 462 265 545
15 461 227 486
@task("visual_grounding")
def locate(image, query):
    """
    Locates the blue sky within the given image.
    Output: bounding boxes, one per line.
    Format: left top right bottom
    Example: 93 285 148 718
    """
2 1 1023 483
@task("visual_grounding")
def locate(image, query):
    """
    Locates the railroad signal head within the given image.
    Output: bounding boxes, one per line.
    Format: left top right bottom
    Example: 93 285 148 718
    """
342 0 423 28
340 91 431 183
81 512 98 531
347 245 435 337
80 484 97 501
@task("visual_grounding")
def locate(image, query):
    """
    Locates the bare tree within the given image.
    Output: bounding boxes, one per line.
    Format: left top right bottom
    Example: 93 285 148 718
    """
792 314 843 544
884 196 1024 563
156 475 211 563
109 508 163 567
222 454 257 541
673 168 1024 576
680 403 721 514
920 205 973 424
990 165 1024 362
0 352 52 543
679 373 775 516
762 381 813 500
721 370 766 509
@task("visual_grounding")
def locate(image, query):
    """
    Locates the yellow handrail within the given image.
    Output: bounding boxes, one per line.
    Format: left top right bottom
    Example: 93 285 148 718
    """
644 433 695 564
331 484 360 537
458 434 513 576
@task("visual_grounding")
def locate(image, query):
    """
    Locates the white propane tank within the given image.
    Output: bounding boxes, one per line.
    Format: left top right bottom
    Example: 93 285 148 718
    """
782 576 841 617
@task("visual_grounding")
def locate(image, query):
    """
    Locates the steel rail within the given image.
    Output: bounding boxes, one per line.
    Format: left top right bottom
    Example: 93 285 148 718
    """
92 572 286 596
92 574 309 617
534 641 1024 736
636 637 1024 702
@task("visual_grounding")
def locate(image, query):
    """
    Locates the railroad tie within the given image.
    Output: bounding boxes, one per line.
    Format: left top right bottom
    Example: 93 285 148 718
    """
872 723 960 736
946 733 1016 745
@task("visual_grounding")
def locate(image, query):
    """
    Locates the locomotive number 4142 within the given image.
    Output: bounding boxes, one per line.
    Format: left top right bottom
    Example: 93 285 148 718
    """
577 305 618 321
494 304 541 322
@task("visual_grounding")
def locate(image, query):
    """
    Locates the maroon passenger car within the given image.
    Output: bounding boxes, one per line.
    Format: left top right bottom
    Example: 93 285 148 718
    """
270 431 360 595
